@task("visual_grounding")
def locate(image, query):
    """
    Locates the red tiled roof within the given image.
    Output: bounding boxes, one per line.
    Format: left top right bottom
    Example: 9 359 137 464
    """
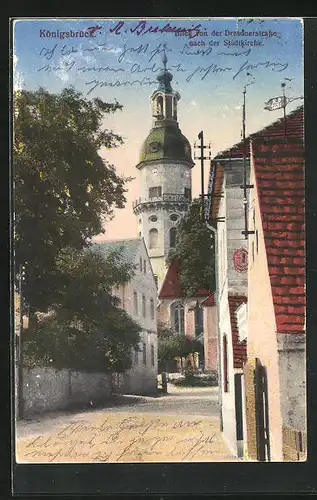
228 295 248 369
214 106 304 160
158 258 210 299
252 136 305 335
201 293 215 307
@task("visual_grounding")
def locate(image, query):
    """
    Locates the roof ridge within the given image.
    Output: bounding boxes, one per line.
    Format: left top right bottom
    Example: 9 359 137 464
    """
93 237 141 244
213 105 303 160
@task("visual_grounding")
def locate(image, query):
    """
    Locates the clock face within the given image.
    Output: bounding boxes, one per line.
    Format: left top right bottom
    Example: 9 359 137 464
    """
149 141 160 153
152 168 158 175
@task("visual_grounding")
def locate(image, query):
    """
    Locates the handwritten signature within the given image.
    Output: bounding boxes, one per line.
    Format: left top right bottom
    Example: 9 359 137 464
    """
110 21 203 39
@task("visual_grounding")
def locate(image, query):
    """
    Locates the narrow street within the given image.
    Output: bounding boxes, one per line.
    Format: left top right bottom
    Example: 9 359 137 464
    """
16 384 239 463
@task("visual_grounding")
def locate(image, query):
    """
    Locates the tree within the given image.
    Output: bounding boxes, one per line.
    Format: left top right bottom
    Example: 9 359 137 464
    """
168 200 215 297
157 322 204 374
13 86 130 313
23 246 142 373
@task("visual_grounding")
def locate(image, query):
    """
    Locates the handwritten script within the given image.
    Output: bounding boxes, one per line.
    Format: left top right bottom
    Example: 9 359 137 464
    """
16 413 237 463
35 33 290 96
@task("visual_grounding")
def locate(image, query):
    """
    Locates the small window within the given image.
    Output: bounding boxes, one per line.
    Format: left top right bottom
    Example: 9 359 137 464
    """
143 343 147 365
134 348 138 365
156 95 163 118
142 294 146 317
143 260 146 274
173 96 177 120
194 301 204 339
184 187 191 200
149 215 158 223
169 227 177 249
252 240 255 263
171 302 184 334
150 298 155 320
139 218 142 225
170 214 179 222
149 228 158 249
151 345 155 366
256 230 259 254
133 291 138 315
139 231 142 237
149 186 162 198
139 256 142 272
154 275 158 288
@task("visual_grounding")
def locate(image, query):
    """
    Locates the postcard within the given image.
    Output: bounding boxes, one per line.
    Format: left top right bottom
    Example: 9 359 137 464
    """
12 16 306 477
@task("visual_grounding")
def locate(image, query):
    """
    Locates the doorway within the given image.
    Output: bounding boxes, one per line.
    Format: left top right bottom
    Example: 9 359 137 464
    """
254 358 271 461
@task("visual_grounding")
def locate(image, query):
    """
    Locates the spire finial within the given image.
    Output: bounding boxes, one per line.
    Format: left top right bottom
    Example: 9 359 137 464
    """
162 49 168 70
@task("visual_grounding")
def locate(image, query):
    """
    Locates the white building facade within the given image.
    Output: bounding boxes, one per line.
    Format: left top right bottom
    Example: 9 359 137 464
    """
92 238 158 395
208 157 249 458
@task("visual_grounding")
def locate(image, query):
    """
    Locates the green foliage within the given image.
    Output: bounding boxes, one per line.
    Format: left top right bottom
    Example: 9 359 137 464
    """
184 363 196 381
157 321 176 340
14 86 129 313
171 372 218 387
168 200 215 297
23 247 141 373
157 322 203 370
178 336 204 358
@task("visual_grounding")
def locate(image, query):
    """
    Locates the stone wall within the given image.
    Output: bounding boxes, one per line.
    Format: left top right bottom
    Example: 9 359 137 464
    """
124 364 157 395
20 363 158 418
21 367 114 418
277 333 306 432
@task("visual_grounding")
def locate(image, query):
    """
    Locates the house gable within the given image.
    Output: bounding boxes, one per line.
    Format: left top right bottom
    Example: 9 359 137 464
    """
158 258 211 300
213 105 303 161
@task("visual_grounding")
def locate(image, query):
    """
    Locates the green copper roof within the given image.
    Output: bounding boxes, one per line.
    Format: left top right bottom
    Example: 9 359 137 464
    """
139 123 194 166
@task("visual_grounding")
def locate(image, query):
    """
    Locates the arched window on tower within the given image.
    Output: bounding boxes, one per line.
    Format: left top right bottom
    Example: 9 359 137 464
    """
169 227 177 249
171 301 184 334
173 96 177 120
156 95 163 119
149 228 158 249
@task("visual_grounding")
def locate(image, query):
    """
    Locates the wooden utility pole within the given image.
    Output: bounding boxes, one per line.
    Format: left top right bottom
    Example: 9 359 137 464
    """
281 82 287 138
194 132 211 222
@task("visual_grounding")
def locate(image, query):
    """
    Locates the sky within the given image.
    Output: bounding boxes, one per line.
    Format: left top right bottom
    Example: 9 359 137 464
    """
13 18 304 241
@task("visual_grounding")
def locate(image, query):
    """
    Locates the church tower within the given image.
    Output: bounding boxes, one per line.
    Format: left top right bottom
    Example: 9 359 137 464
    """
133 52 194 291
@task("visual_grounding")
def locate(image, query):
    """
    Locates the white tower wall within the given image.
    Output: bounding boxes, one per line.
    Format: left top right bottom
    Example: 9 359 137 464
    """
133 55 194 292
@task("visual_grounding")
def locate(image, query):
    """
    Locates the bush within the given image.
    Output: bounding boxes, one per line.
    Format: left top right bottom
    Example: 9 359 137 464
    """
184 363 196 381
171 372 218 388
